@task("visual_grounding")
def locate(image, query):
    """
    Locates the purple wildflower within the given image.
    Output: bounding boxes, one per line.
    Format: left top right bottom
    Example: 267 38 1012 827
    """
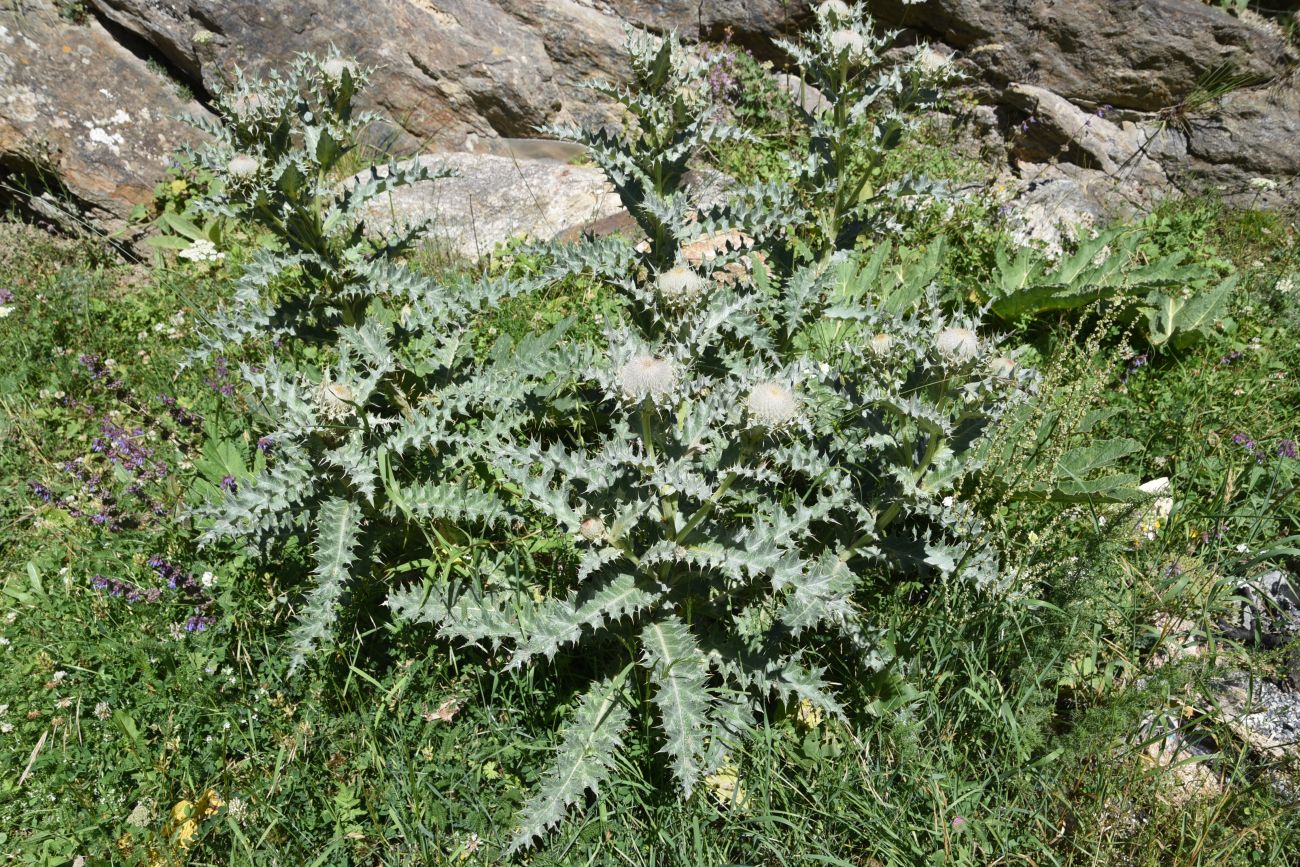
0 287 13 304
1218 349 1243 365
1279 439 1298 460
256 436 274 453
706 47 741 103
220 475 238 493
184 614 215 633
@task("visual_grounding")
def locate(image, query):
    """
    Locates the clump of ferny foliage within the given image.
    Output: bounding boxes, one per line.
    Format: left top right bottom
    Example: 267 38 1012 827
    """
194 7 1035 853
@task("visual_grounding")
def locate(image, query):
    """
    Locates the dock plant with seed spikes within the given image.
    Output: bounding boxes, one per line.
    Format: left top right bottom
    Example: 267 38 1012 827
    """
182 52 452 355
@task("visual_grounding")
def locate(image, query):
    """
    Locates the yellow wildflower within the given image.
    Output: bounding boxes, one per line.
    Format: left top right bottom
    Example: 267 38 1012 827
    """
704 757 751 810
795 698 823 730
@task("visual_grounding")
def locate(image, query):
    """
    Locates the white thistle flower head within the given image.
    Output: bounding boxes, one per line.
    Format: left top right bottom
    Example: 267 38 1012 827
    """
321 58 358 82
229 92 265 117
619 355 677 401
935 327 980 364
579 517 606 542
316 380 356 421
816 0 852 24
988 356 1016 377
869 332 893 355
227 154 260 178
747 381 799 428
828 29 867 60
655 266 707 307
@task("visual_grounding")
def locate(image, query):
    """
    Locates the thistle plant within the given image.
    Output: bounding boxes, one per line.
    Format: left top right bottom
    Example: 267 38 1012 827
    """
197 27 1029 853
389 264 1026 850
762 1 954 265
183 53 450 353
548 32 749 274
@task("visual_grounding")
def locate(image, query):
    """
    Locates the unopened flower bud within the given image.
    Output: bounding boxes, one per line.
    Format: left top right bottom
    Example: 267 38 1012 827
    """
988 356 1016 377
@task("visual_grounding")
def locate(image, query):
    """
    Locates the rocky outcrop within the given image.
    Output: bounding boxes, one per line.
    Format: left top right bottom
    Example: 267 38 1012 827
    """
88 0 567 151
2 0 1296 244
870 0 1294 111
0 0 209 234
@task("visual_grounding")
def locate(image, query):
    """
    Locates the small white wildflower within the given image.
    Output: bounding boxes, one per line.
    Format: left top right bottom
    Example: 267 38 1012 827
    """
94 701 110 720
55 697 73 710
51 670 67 685
227 796 248 824
655 266 707 307
1248 177 1279 192
200 571 216 589
0 703 8 715
178 239 224 263
0 637 9 647
126 800 153 828
227 153 260 178
578 517 606 542
935 327 980 363
0 722 13 734
4 611 15 623
828 29 867 60
869 332 893 355
746 382 799 428
316 380 356 422
321 58 358 81
1235 543 1249 554
0 306 13 319
619 355 677 401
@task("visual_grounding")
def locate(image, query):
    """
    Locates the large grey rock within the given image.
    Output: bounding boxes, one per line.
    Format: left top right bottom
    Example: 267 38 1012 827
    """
89 0 567 150
870 0 1295 112
1179 75 1300 209
0 0 209 234
355 152 622 260
1004 83 1175 196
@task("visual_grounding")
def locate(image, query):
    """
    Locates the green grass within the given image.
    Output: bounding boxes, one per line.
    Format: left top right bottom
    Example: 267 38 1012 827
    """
1 175 1298 866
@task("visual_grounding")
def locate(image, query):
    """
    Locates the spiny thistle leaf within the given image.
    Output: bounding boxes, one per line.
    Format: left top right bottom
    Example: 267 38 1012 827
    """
640 617 712 797
509 678 632 853
288 496 362 672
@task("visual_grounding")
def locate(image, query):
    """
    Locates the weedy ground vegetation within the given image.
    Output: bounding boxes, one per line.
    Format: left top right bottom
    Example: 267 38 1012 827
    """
0 4 1298 864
